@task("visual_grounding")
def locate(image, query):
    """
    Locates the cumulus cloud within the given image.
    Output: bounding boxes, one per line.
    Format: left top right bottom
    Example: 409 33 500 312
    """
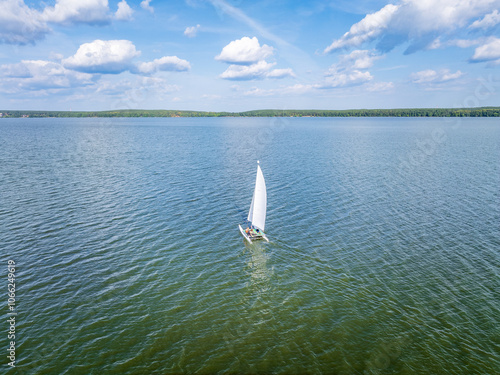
62 39 140 74
115 0 133 21
219 60 275 80
219 62 294 80
469 9 500 30
135 56 191 74
216 36 294 80
140 0 154 13
321 70 373 88
410 69 464 84
216 36 273 65
324 0 500 55
321 50 379 88
48 39 191 78
184 24 201 38
95 79 134 95
0 0 135 45
266 68 295 79
0 60 94 93
324 4 398 53
328 50 382 73
0 0 50 45
42 0 111 25
470 37 500 63
1 62 32 78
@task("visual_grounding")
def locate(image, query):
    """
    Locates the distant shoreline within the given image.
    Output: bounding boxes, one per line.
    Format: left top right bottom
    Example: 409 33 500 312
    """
1 107 499 118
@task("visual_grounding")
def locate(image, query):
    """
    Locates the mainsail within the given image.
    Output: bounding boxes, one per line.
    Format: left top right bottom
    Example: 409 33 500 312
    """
247 162 267 231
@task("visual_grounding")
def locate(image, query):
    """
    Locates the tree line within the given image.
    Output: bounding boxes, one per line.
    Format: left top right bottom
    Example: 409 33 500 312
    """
1 107 499 118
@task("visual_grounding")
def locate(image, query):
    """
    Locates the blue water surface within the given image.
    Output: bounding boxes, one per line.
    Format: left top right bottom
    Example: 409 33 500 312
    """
1 117 499 374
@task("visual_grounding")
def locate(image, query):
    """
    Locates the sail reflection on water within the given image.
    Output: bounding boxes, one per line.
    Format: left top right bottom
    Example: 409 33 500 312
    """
247 244 273 293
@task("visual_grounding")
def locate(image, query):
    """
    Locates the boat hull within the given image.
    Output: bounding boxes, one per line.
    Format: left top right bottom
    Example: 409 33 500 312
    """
238 225 269 243
239 225 253 243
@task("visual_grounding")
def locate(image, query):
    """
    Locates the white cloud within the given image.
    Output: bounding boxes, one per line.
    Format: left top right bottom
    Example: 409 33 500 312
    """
115 0 133 21
207 0 320 82
140 0 154 14
0 0 135 45
243 83 315 97
135 56 191 74
429 37 493 51
59 40 191 77
470 37 500 63
469 9 500 30
1 61 33 78
95 79 134 95
184 24 201 38
62 40 140 74
243 87 275 96
321 70 373 88
324 0 500 54
42 0 111 25
324 4 399 53
327 50 381 73
440 70 465 81
0 0 50 45
216 36 293 80
448 39 483 48
0 60 94 93
49 52 65 62
220 60 275 80
219 61 294 80
216 36 273 65
366 81 394 92
138 77 180 94
322 50 379 88
427 38 443 50
410 69 464 84
266 68 295 79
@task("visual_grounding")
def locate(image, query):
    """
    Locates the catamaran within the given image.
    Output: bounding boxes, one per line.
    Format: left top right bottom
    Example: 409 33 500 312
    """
239 161 269 243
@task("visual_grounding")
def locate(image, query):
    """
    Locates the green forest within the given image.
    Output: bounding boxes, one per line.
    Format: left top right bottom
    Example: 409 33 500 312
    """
1 107 500 118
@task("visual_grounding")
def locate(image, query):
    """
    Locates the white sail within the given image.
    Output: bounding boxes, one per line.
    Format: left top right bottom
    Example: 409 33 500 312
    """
247 162 267 231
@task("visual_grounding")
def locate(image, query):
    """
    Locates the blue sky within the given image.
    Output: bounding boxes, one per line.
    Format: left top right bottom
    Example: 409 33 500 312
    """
1 0 499 111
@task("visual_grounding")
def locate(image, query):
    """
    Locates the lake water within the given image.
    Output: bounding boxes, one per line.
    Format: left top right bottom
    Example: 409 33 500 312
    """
1 117 499 374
